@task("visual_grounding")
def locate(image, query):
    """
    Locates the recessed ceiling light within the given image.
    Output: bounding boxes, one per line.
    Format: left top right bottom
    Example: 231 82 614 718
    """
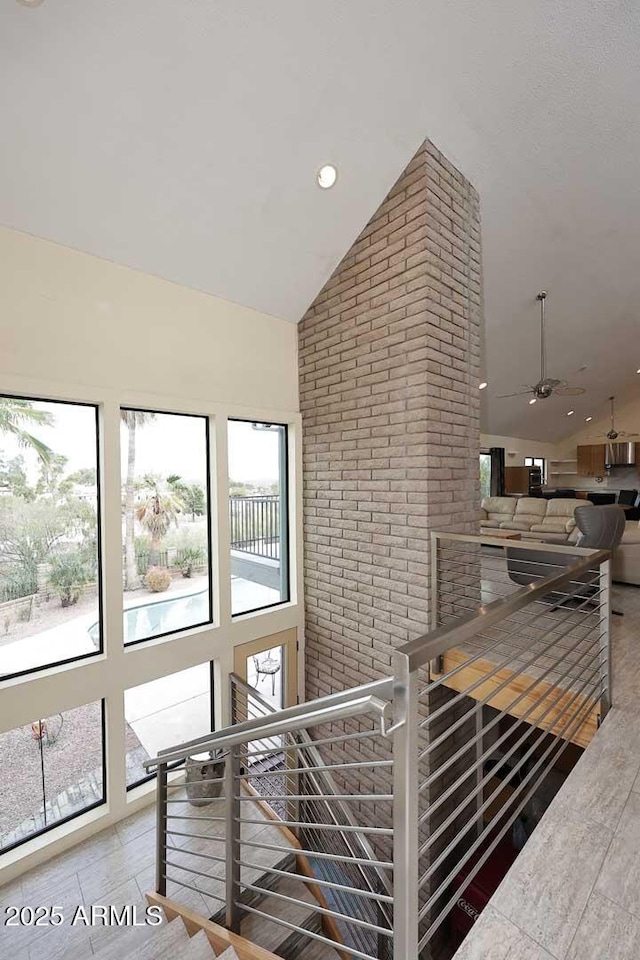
529 398 537 405
567 410 575 416
585 416 593 422
479 381 488 390
317 164 338 189
636 368 640 374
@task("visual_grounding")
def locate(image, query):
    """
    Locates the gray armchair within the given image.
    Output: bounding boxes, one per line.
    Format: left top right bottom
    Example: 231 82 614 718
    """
506 505 625 610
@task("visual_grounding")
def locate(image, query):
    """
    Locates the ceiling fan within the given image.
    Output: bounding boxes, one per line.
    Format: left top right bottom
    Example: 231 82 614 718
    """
498 291 586 401
589 396 638 441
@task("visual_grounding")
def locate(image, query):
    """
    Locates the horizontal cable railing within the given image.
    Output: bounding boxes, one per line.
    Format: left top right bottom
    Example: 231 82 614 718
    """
231 674 394 960
398 533 611 956
146 530 612 960
146 675 397 960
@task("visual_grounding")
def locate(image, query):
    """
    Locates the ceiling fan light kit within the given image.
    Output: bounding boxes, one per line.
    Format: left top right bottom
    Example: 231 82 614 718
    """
498 291 586 403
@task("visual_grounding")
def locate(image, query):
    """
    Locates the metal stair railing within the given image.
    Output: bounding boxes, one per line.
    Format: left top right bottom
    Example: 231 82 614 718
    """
145 534 612 960
230 674 394 960
145 677 398 960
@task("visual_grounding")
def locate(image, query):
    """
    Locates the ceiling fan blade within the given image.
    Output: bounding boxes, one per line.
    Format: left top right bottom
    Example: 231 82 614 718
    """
497 390 534 398
554 385 585 396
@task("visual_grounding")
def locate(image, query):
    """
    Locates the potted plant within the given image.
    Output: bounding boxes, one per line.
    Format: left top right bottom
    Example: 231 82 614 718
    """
185 750 227 806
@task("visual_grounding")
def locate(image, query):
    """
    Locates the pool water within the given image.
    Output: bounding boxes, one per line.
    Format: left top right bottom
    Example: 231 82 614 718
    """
89 588 209 645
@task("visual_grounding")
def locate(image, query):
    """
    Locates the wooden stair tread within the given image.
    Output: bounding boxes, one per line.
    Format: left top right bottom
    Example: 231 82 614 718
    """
432 647 599 749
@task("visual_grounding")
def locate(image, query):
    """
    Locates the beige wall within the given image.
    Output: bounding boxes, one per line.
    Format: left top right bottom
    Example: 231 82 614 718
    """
0 227 299 413
481 433 558 465
551 394 640 491
0 226 303 882
556 393 640 455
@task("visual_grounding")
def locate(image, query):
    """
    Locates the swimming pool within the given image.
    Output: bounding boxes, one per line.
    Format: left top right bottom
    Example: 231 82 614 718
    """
89 588 209 645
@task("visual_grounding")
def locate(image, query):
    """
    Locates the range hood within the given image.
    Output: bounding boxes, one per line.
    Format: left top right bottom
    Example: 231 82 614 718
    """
605 441 636 467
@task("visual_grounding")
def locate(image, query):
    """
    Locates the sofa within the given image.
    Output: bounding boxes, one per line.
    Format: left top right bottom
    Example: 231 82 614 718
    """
481 496 592 543
612 521 640 586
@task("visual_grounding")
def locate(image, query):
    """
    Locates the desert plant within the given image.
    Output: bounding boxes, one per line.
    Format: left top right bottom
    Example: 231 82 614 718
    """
121 411 156 591
145 566 171 593
48 551 90 607
176 545 205 578
136 475 183 565
0 563 38 602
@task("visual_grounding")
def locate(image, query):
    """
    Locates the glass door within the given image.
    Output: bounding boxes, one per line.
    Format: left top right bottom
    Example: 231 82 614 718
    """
233 628 297 711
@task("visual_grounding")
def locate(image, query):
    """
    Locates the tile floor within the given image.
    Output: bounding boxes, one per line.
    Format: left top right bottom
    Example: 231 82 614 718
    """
456 582 640 960
0 785 332 960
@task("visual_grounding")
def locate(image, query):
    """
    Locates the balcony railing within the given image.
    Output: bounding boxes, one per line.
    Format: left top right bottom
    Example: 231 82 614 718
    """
229 495 280 560
145 533 612 958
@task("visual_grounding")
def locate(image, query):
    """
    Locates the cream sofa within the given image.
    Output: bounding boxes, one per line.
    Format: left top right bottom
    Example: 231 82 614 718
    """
481 496 592 543
612 521 640 586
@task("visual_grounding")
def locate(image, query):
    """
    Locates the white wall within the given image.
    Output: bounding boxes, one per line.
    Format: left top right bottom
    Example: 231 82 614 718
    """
0 227 303 882
480 433 558 465
0 227 299 413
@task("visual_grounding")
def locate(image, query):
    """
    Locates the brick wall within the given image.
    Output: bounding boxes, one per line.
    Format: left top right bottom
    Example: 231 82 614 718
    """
299 139 482 699
298 140 483 955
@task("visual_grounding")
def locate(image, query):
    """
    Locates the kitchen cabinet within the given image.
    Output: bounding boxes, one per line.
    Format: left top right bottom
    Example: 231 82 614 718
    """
576 444 606 478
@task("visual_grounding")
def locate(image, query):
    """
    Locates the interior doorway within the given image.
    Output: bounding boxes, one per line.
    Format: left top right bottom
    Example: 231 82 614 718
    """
233 627 297 711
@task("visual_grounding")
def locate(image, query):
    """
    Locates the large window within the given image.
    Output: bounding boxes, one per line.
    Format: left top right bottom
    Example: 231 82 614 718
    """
479 452 492 499
120 410 212 645
0 396 101 680
0 700 105 853
124 664 213 789
228 420 289 616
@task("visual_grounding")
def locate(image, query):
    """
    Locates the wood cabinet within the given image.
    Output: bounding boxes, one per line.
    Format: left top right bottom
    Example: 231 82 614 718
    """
505 466 528 494
577 444 606 477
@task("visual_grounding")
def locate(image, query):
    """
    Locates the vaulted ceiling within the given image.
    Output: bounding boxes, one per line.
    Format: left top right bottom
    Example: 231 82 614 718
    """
2 0 639 440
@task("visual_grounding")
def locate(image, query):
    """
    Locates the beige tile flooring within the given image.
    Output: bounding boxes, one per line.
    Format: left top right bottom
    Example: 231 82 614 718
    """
456 583 640 960
0 784 335 960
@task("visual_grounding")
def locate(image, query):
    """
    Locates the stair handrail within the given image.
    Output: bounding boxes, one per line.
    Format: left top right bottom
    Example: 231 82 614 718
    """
230 673 393 898
144 678 394 771
399 545 611 671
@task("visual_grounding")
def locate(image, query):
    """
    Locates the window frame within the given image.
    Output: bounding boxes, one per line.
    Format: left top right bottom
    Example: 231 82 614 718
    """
524 456 547 484
0 394 104 684
124 660 216 792
0 699 107 857
119 406 214 649
0 382 301 870
228 418 291 619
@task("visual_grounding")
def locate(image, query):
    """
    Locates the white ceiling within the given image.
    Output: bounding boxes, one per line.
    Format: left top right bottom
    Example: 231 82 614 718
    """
2 0 640 441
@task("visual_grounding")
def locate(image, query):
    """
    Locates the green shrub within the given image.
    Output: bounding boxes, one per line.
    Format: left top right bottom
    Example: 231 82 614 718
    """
145 566 171 592
48 552 91 607
0 563 38 602
176 545 205 578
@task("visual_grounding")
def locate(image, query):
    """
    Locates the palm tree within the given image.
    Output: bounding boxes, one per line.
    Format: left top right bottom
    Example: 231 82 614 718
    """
136 475 184 565
0 397 53 464
121 411 156 590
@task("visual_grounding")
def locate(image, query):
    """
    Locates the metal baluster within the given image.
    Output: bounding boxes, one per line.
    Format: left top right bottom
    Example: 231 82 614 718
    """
225 744 242 933
156 762 168 897
392 651 419 957
599 557 612 720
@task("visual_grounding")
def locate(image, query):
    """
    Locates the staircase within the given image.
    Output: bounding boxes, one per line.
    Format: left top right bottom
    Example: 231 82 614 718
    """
75 908 239 959
142 532 613 959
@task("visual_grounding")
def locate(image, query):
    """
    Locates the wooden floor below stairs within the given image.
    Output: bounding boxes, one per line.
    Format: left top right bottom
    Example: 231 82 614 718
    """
431 647 599 750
